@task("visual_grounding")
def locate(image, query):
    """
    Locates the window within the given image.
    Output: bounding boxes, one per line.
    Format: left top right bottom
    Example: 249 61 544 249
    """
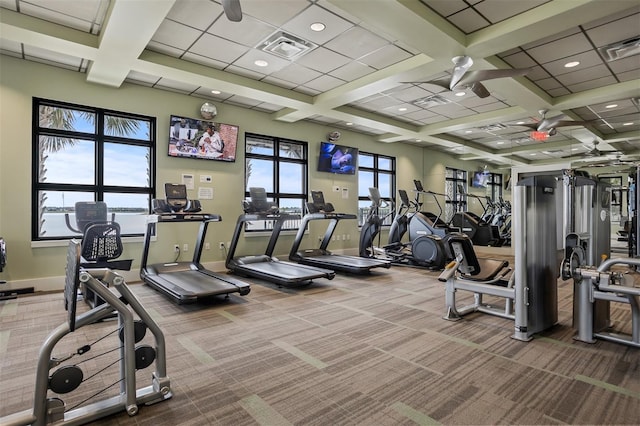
445 167 467 222
244 133 307 231
358 152 396 226
32 98 155 240
486 172 503 202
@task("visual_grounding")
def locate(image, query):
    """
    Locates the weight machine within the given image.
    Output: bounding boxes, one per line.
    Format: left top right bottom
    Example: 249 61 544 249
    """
439 175 560 341
1 240 171 425
560 169 640 347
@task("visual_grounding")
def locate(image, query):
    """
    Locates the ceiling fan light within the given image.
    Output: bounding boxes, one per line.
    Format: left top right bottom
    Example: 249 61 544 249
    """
530 131 549 141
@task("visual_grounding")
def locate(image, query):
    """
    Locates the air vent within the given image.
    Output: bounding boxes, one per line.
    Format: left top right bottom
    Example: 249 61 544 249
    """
412 94 451 108
598 36 640 62
258 32 317 60
479 123 507 132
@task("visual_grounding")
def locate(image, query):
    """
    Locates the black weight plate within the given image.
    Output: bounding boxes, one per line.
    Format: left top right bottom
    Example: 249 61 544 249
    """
135 344 156 370
49 365 83 394
118 320 147 343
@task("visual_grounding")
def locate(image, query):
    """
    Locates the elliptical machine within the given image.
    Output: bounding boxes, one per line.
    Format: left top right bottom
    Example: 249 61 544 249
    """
449 185 503 247
361 183 450 269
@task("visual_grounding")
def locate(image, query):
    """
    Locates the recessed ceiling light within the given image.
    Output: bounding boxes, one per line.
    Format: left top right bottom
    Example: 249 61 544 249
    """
571 147 579 151
211 90 221 94
564 61 580 68
530 153 537 156
310 22 325 32
623 122 634 126
254 59 269 67
415 138 422 142
398 107 407 112
497 141 504 145
605 104 618 108
516 121 525 125
345 122 353 126
455 91 466 97
464 130 473 134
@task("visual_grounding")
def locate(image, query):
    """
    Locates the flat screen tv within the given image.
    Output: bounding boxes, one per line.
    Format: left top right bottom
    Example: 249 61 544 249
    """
317 141 358 175
168 114 238 162
471 171 489 188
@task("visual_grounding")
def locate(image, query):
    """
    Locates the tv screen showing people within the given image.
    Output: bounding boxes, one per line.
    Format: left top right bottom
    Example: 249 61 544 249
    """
471 171 489 188
317 141 358 175
168 115 238 162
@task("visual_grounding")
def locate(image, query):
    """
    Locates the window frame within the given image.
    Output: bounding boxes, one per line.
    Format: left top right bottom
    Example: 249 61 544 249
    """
445 167 467 222
358 151 396 227
31 97 156 241
244 132 308 232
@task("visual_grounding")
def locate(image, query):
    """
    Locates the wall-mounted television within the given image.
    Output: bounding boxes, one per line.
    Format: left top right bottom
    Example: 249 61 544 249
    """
168 114 238 162
317 141 358 175
471 171 489 188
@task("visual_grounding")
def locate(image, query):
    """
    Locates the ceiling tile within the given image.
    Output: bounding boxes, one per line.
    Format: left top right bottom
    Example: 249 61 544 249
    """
19 0 106 32
155 77 199 93
474 0 550 24
207 14 277 48
188 33 248 64
152 20 203 50
181 51 227 69
419 0 467 17
225 64 267 79
302 74 345 91
357 44 413 70
566 75 618 93
147 41 185 58
555 64 612 86
243 0 310 27
281 4 354 45
231 49 291 74
166 0 222 31
270 62 323 85
540 51 605 78
329 61 376 81
294 46 351 73
526 33 593 64
448 8 490 34
585 12 640 47
324 26 388 60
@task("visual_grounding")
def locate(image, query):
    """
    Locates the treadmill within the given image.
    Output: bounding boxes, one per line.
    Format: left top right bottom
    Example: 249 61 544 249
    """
289 191 391 274
225 187 335 286
140 184 250 304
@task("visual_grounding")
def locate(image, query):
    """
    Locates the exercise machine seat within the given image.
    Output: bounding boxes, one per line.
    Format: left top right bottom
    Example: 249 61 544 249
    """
446 233 508 281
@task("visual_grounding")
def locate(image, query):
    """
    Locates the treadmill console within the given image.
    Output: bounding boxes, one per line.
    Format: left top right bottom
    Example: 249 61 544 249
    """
243 187 279 214
307 191 335 213
153 183 202 214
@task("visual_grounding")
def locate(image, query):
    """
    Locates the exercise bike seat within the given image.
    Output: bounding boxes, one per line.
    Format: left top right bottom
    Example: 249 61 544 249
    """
446 233 509 282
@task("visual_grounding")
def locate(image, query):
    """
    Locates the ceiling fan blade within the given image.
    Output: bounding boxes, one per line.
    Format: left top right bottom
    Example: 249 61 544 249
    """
457 67 531 87
222 0 242 22
469 81 490 98
449 55 474 89
536 113 566 131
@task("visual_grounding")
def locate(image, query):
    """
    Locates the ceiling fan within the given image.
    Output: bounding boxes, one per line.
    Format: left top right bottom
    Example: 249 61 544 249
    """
523 109 592 137
404 55 531 98
583 140 620 157
222 0 242 22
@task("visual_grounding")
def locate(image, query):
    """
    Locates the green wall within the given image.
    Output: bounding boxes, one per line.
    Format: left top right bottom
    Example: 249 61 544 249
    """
0 55 491 292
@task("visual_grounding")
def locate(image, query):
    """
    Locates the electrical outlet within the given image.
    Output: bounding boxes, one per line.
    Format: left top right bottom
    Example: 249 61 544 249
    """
219 242 225 249
174 244 180 253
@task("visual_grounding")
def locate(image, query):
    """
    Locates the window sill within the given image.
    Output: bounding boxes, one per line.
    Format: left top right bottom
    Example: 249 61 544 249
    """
31 236 149 248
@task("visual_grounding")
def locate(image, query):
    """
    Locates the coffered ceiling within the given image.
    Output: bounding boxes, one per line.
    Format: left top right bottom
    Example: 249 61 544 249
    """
1 0 639 169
